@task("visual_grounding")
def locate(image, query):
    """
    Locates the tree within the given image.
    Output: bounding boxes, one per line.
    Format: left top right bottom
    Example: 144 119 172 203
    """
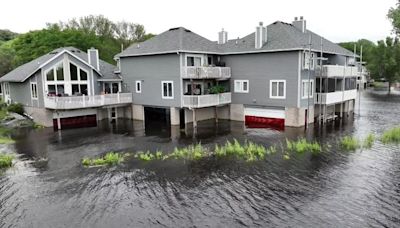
388 1 400 35
0 42 15 76
0 29 18 41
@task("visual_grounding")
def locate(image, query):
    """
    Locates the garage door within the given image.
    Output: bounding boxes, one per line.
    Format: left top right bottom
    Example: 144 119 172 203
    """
244 107 285 130
53 115 97 130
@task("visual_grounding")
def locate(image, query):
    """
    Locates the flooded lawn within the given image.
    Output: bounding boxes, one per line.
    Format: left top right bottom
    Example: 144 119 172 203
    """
1 90 400 227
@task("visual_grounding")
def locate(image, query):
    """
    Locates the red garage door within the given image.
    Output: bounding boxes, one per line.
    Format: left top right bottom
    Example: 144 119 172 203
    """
244 107 285 130
53 115 97 130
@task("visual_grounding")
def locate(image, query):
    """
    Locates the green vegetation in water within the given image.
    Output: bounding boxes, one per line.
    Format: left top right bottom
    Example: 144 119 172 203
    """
170 144 207 160
215 139 267 161
340 136 360 151
381 127 400 144
286 138 322 154
363 133 375 148
0 137 15 144
135 150 165 161
33 123 45 129
82 152 124 167
0 153 13 168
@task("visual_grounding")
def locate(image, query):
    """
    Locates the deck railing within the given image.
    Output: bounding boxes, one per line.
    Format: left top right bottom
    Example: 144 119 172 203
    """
44 93 132 110
182 67 231 79
314 89 357 105
318 65 359 77
182 92 231 108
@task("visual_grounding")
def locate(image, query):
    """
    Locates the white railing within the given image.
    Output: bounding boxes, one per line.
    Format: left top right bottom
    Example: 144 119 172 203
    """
44 93 132 110
319 65 359 77
182 92 231 108
182 67 231 79
315 89 357 105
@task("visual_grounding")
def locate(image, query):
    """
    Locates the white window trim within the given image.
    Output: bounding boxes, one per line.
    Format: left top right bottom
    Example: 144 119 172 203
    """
301 79 314 99
185 54 204 67
234 80 249 93
4 82 10 95
30 82 38 100
269 80 286 99
161 81 174 99
303 51 315 70
135 80 142 93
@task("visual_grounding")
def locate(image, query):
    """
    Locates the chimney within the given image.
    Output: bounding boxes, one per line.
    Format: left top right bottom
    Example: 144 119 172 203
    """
87 47 99 70
255 22 267 49
292 16 307 33
218 28 228 44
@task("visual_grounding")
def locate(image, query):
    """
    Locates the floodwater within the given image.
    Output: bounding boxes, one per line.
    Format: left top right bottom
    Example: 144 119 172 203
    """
1 90 399 228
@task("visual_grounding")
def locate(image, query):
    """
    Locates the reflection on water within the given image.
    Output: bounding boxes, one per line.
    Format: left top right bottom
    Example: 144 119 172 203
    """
1 90 400 227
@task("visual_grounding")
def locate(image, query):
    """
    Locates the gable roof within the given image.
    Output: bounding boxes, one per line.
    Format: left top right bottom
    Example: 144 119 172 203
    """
116 21 355 58
0 47 120 82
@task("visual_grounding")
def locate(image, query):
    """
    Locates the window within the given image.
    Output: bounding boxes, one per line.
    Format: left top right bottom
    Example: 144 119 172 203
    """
234 80 249 93
270 80 286 99
303 52 315 70
186 56 202 66
46 69 54 81
4 83 10 95
135 81 142 93
70 63 78 81
0 84 2 94
56 63 64 81
161 81 174 99
30 83 38 99
302 80 314 99
80 69 87 80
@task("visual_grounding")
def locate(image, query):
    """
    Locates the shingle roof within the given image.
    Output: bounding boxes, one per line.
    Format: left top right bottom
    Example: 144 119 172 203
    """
0 47 120 82
116 21 354 58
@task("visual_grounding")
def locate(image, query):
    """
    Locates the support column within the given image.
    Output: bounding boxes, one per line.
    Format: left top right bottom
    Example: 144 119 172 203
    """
215 106 218 123
192 108 197 129
170 107 180 126
57 117 61 130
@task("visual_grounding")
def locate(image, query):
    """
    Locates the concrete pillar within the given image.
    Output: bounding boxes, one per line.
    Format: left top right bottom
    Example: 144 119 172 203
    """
230 104 244 121
132 104 144 121
215 106 218 123
170 107 180 126
192 108 197 128
57 118 61 130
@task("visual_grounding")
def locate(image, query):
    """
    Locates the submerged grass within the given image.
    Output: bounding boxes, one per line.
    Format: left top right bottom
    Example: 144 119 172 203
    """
363 133 375 148
215 139 267 161
0 154 14 169
381 127 400 144
82 152 124 167
286 138 322 154
340 136 360 151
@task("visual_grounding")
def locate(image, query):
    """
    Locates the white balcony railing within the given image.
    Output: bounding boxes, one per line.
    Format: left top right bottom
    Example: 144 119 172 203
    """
44 93 132 110
182 67 231 79
315 90 357 105
319 65 360 77
182 92 231 108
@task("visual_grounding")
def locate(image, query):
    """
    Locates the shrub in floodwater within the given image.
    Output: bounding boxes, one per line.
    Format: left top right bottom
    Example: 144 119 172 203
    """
170 143 207 160
82 152 124 167
381 127 400 144
340 136 359 151
363 133 375 148
0 154 13 168
286 138 321 154
266 145 277 155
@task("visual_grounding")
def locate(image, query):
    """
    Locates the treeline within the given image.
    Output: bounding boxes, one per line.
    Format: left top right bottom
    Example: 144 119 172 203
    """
338 1 400 91
0 15 155 77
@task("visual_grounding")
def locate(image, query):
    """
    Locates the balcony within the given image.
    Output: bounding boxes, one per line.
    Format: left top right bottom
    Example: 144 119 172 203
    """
182 92 231 108
44 93 132 110
182 67 231 79
315 90 357 105
319 65 359 77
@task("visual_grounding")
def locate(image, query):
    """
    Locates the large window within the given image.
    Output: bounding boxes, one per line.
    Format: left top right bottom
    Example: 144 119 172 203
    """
270 80 286 99
30 83 38 99
162 81 174 99
186 55 202 66
234 80 249 93
302 80 314 99
45 62 66 96
135 81 142 93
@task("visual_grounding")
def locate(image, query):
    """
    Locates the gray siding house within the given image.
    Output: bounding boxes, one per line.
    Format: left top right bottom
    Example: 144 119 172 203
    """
0 47 132 129
116 17 358 128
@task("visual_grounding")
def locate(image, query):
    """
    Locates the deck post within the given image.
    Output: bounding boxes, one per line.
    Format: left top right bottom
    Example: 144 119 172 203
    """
215 106 218 123
192 108 197 129
57 118 61 130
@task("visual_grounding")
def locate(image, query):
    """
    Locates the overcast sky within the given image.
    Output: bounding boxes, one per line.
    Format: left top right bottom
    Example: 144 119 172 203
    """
0 0 396 43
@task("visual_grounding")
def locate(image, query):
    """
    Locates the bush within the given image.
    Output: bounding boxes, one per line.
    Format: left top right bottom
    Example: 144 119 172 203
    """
209 85 226 94
7 103 24 115
286 138 322 154
363 133 375 148
0 154 13 168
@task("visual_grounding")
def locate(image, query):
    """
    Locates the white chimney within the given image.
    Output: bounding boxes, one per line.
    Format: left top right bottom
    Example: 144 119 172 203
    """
293 16 307 33
218 28 228 44
87 47 99 70
255 22 267 49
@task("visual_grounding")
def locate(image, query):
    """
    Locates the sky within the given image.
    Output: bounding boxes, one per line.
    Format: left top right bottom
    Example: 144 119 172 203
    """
0 0 396 43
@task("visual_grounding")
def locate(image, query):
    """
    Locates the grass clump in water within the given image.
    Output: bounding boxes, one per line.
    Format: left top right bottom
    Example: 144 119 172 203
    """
340 136 360 151
170 144 207 160
82 152 124 167
286 138 322 154
215 139 267 161
381 127 400 144
0 154 13 168
363 133 375 148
